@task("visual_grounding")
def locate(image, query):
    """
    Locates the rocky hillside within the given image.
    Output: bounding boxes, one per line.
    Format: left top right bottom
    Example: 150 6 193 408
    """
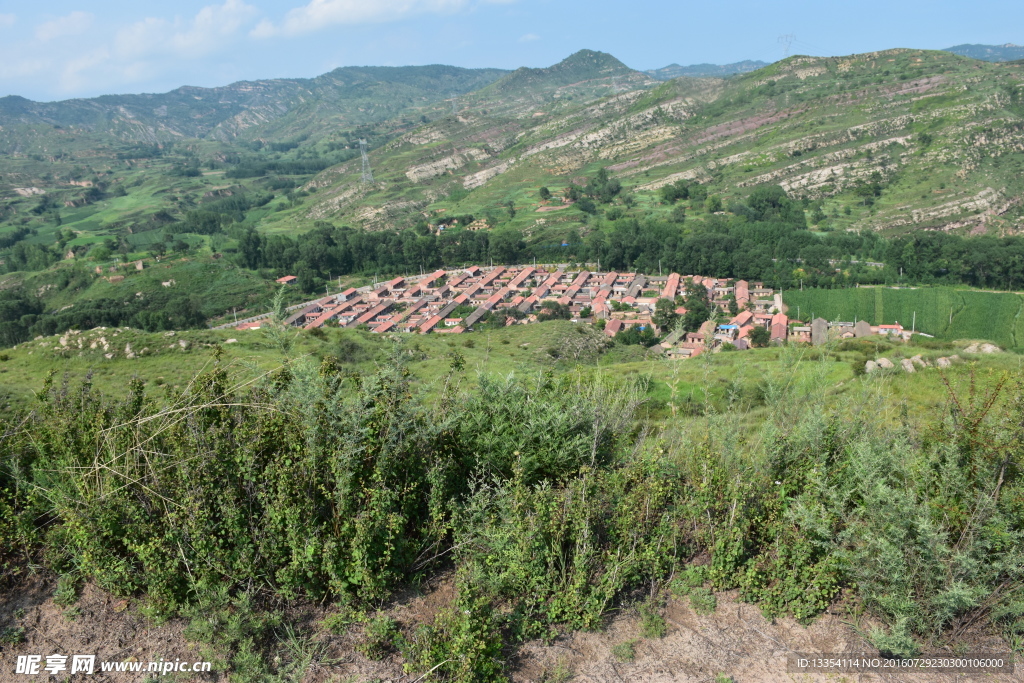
302 48 1024 236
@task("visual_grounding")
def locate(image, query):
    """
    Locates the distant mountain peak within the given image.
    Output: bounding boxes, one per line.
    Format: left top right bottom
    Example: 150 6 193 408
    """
484 49 639 96
645 60 769 80
943 43 1024 62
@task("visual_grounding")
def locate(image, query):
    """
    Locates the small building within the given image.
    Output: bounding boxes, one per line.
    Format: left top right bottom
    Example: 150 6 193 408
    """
604 319 624 337
276 275 298 285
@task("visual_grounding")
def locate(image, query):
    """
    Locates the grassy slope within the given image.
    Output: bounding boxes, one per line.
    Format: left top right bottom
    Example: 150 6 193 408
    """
1 319 1009 433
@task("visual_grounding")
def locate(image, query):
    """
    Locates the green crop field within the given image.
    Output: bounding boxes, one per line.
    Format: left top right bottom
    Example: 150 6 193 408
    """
783 286 1024 348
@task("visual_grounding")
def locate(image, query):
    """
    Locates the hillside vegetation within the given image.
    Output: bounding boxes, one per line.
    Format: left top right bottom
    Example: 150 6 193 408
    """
1 322 1022 680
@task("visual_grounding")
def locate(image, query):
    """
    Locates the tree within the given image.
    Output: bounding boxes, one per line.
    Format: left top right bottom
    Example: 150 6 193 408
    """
749 326 770 348
652 298 679 331
705 195 723 213
682 300 710 333
539 187 551 201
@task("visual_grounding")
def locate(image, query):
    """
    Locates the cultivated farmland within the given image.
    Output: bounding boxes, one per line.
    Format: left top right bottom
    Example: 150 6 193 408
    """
782 287 1024 349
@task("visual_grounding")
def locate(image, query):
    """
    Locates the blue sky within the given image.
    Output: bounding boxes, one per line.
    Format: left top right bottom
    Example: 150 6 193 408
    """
0 0 1021 101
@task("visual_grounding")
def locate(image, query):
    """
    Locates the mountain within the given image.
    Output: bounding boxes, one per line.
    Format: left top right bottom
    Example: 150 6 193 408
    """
645 60 769 80
943 43 1024 62
5 47 1024 278
301 48 1024 237
0 65 509 144
485 49 639 93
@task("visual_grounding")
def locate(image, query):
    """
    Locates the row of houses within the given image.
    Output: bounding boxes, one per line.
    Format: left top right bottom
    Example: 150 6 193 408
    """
248 268 781 341
247 267 911 357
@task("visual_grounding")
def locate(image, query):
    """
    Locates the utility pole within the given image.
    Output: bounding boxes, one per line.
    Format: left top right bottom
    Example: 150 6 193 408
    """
233 307 237 324
912 311 916 334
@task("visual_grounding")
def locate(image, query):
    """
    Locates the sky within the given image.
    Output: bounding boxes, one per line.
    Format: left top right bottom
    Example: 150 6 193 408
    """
0 0 1021 102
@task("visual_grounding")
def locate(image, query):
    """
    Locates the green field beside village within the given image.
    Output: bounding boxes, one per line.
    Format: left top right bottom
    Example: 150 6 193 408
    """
783 286 1024 350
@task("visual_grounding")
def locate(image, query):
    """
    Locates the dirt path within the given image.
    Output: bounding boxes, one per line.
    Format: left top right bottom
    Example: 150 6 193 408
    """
2 575 1014 682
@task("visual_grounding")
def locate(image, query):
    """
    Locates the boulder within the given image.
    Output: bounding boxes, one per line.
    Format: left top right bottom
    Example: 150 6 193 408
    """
948 354 961 363
979 343 1001 353
865 360 878 374
901 358 915 373
936 357 951 368
225 339 238 344
964 343 979 354
877 357 895 369
911 354 927 368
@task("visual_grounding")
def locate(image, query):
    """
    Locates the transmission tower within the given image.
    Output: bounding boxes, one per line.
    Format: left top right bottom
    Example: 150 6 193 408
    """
778 34 796 58
359 139 374 184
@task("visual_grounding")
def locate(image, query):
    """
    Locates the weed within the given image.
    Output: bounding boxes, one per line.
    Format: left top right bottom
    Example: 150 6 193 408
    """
0 626 26 644
53 573 80 607
611 640 636 663
357 615 398 660
321 610 355 636
638 598 667 639
689 588 717 615
539 657 573 683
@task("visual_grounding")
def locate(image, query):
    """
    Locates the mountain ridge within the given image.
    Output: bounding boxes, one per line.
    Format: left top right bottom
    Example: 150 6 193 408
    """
645 60 769 80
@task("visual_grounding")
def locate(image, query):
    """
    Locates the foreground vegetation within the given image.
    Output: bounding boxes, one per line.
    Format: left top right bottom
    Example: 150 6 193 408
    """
1 324 1021 680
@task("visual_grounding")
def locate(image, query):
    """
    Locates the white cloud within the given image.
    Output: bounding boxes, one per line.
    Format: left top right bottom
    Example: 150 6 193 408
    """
0 14 16 29
254 0 474 38
36 11 93 42
116 0 259 59
518 32 539 42
2 1 261 96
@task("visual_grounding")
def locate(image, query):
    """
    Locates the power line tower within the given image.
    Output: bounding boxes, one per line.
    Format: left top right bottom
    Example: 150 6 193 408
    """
359 139 374 184
778 34 796 59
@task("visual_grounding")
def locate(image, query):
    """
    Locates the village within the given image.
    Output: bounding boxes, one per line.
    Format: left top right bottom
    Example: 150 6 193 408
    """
233 266 914 358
